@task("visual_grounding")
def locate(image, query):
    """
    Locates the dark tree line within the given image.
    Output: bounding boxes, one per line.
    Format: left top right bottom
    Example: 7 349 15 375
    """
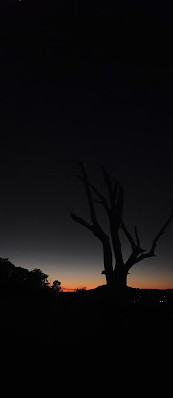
71 163 173 292
0 258 61 297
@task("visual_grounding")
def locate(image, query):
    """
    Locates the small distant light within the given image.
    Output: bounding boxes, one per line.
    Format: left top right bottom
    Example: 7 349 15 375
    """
159 300 164 303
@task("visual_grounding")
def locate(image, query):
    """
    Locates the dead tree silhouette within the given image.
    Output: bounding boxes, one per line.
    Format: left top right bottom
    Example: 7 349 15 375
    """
71 162 173 292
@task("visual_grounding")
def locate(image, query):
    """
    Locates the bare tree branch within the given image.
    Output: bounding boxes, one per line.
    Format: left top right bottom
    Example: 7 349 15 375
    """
73 162 110 242
121 222 145 253
134 226 140 247
113 181 119 202
76 164 124 268
121 222 137 251
102 166 117 210
71 211 114 284
116 186 124 219
100 168 125 267
150 209 173 254
135 207 173 264
77 174 110 215
125 202 173 270
71 212 94 232
121 221 146 271
79 162 98 227
102 166 113 194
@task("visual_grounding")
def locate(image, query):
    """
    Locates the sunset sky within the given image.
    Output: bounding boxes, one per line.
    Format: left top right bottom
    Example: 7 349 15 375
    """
0 1 173 290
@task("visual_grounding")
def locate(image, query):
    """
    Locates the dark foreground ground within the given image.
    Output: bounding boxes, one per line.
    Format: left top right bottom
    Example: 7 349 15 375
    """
1 286 173 388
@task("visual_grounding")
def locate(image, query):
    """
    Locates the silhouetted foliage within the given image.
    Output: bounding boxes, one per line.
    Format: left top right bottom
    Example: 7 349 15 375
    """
0 257 61 297
71 163 173 292
51 280 62 292
28 268 50 290
75 287 87 293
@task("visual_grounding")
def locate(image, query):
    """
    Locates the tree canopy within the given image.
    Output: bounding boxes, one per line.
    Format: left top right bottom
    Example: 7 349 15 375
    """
0 258 61 297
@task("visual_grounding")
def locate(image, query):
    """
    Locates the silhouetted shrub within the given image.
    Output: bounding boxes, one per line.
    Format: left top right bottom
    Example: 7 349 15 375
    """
51 280 62 292
75 287 87 293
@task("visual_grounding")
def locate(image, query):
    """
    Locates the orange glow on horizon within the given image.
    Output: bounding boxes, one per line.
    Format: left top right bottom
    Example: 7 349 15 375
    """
60 283 98 292
60 284 173 292
47 268 173 291
55 279 173 292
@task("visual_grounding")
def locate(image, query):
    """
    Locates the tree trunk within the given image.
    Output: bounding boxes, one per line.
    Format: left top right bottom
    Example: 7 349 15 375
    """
102 239 114 287
103 252 128 292
109 268 129 304
102 240 128 290
112 267 128 290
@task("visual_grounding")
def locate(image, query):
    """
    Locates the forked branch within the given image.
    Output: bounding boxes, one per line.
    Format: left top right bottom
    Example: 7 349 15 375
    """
135 205 173 264
124 201 173 271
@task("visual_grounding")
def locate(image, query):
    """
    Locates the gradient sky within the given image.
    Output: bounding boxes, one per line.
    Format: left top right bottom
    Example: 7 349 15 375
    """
0 1 173 290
